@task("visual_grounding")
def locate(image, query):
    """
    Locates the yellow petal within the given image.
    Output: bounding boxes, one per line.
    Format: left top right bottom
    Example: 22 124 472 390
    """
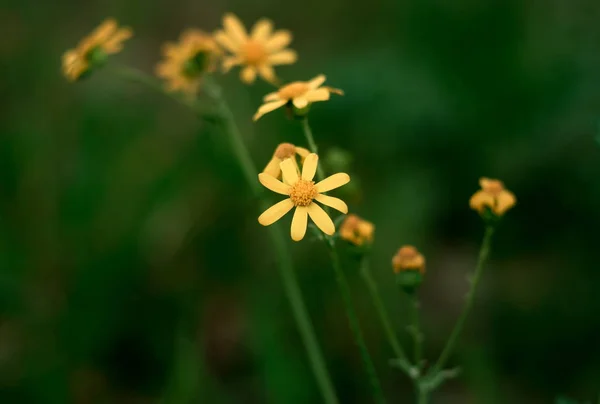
263 157 282 178
293 97 308 109
268 50 297 65
469 190 494 213
479 177 494 189
295 147 310 158
214 30 240 53
315 194 348 214
103 27 133 53
223 13 248 44
495 190 516 215
251 18 273 42
307 203 335 235
308 74 326 89
222 56 243 72
258 199 294 226
291 206 308 241
280 158 299 185
258 64 277 84
263 91 281 102
301 153 318 181
304 88 331 103
253 100 287 121
258 173 290 195
241 66 257 83
315 173 350 193
265 30 292 51
92 19 117 42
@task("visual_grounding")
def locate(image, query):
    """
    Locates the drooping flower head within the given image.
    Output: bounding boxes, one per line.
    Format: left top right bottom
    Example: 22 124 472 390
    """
62 19 132 82
392 246 426 274
156 29 221 94
258 154 350 241
263 143 310 179
253 75 343 121
340 214 375 247
215 13 297 84
469 177 516 218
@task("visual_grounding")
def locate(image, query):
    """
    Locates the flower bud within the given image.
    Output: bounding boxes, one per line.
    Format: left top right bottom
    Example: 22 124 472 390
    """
392 245 426 293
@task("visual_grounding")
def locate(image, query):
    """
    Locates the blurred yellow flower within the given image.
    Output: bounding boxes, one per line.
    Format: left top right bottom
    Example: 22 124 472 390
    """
392 246 425 274
340 214 374 246
62 19 132 82
263 143 310 179
253 75 343 121
156 29 220 94
215 13 297 84
469 177 516 216
258 154 350 241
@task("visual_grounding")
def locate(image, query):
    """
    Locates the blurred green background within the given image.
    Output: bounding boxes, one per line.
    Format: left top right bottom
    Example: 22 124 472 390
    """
2 0 600 403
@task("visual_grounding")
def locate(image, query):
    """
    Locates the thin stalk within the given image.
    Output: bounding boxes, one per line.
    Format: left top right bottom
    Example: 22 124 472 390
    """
359 258 408 365
111 68 338 404
417 388 428 404
301 118 326 181
328 240 386 404
409 295 423 369
430 226 495 374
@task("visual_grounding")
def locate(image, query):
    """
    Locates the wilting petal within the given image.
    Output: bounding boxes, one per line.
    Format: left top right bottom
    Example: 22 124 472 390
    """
315 194 348 213
308 74 326 89
304 88 330 103
301 153 318 181
258 173 290 194
258 199 294 226
495 190 516 215
280 158 299 185
268 50 297 65
253 100 287 121
293 97 308 109
251 18 273 42
241 66 257 83
215 30 240 53
291 207 308 241
315 173 350 193
223 13 248 44
265 30 292 51
307 203 335 235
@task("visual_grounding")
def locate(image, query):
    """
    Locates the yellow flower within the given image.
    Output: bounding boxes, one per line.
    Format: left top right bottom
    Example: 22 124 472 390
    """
340 214 374 246
62 18 132 82
392 246 426 274
469 177 516 216
215 13 297 84
156 29 221 94
258 154 350 241
253 75 343 121
263 143 310 179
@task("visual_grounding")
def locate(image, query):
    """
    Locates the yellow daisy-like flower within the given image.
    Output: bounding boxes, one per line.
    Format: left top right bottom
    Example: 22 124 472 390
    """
340 214 375 247
258 154 350 241
469 177 516 217
62 18 132 82
263 143 310 179
392 246 426 274
214 13 297 84
156 29 221 94
253 75 343 121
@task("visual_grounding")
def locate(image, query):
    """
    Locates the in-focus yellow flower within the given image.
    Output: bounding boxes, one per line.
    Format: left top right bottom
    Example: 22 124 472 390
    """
62 19 132 82
263 143 310 179
340 214 374 246
156 29 220 94
253 75 343 121
215 13 297 84
258 154 350 241
469 177 516 217
392 246 425 274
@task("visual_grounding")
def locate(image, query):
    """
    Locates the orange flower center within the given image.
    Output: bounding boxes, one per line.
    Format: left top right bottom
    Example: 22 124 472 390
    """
398 246 418 260
274 143 296 159
242 40 267 65
278 82 310 100
289 179 317 207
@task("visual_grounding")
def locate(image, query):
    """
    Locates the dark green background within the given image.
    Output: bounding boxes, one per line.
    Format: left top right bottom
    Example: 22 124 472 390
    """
2 0 600 403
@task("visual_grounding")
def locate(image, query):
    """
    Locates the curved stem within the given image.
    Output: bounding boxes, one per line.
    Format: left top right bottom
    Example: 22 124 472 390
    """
301 118 326 181
328 240 386 404
431 226 495 374
111 68 338 404
359 258 408 366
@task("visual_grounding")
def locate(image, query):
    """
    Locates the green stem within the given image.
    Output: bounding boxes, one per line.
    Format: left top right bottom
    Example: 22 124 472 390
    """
417 387 428 404
112 68 338 404
301 118 326 181
410 295 423 369
431 226 495 374
359 258 408 366
328 240 386 404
